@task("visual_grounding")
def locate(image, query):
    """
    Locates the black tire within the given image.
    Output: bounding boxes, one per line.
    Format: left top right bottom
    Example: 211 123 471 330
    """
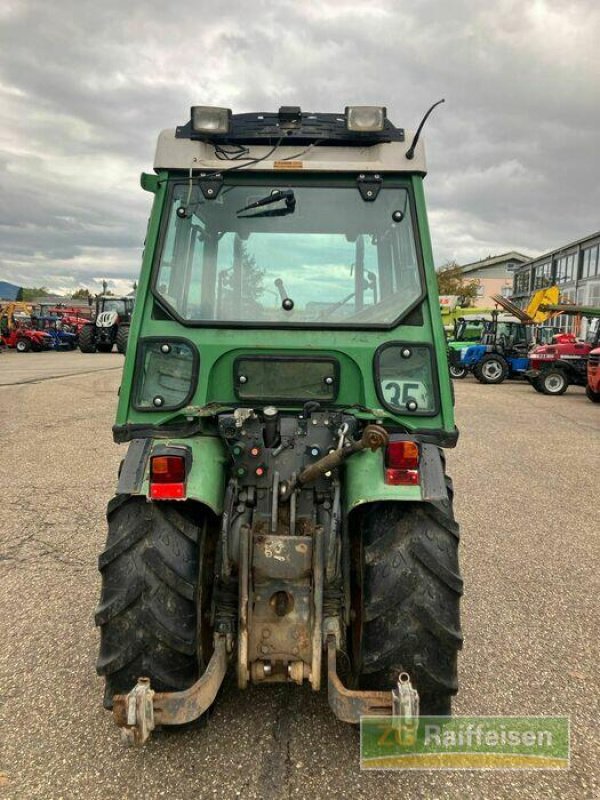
449 364 468 379
585 385 600 403
96 496 213 713
540 369 568 395
116 325 129 355
351 495 463 715
97 342 114 353
78 325 97 353
473 354 509 384
530 377 544 393
16 338 31 352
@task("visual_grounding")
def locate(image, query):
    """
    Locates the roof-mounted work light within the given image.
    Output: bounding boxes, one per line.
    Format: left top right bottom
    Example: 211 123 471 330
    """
190 106 232 135
345 106 387 132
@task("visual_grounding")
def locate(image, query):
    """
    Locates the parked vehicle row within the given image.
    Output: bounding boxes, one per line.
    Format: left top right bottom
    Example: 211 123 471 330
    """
0 294 133 355
447 306 600 403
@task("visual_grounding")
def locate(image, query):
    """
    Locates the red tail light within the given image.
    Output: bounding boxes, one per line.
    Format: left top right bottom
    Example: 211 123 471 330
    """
150 455 186 499
385 440 420 486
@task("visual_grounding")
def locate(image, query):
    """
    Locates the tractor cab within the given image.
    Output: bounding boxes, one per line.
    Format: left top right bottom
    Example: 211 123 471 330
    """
93 296 134 321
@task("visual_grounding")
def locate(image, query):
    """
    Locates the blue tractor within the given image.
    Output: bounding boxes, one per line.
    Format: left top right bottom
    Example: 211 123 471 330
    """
32 315 78 350
457 314 533 384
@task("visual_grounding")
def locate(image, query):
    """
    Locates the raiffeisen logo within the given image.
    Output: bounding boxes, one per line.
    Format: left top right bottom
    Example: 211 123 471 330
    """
360 716 570 770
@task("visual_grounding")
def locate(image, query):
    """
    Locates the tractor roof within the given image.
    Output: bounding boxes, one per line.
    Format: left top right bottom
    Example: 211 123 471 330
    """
155 108 426 174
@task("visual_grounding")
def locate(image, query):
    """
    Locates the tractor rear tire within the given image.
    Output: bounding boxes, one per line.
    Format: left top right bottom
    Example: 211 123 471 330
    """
78 325 97 353
116 325 129 355
96 496 213 713
473 355 508 384
540 369 568 395
16 338 31 352
351 496 463 715
585 385 600 403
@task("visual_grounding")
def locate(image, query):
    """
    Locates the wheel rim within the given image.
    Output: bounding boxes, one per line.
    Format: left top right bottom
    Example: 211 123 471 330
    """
450 366 465 378
545 374 565 393
482 360 502 380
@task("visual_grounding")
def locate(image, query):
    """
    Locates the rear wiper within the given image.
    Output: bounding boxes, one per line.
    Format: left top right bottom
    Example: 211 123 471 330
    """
237 189 296 218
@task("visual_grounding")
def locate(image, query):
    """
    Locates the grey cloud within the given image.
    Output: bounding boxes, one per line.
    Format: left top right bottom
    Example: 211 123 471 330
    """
0 0 599 289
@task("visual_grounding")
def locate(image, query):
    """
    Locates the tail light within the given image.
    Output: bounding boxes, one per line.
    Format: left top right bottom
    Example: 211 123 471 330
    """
150 455 186 500
385 440 420 486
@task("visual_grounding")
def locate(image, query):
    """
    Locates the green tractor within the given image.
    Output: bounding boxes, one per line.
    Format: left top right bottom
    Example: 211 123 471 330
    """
96 104 462 744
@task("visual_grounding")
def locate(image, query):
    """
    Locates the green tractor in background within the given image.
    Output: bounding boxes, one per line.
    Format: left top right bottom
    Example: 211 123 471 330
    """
95 104 462 744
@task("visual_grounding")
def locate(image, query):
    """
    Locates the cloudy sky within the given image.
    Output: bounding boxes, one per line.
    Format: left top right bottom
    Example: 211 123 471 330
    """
1 0 599 294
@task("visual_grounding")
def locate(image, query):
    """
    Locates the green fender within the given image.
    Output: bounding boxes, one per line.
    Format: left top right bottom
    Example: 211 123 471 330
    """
343 443 448 512
116 436 228 516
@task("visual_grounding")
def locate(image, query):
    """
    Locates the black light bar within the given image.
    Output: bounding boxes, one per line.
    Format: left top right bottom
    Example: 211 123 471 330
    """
176 107 404 147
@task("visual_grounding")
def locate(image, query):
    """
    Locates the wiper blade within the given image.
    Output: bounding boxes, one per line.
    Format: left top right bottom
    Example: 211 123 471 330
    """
238 206 295 219
237 189 296 217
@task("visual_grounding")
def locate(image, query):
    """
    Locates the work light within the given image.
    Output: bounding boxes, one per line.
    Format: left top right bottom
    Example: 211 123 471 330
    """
345 106 387 132
190 106 232 135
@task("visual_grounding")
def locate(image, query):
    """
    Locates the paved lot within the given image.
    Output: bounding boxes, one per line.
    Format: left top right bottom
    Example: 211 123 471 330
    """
0 355 598 799
0 349 120 386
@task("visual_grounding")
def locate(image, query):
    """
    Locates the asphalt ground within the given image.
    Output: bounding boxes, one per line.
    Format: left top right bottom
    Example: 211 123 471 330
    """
0 353 598 799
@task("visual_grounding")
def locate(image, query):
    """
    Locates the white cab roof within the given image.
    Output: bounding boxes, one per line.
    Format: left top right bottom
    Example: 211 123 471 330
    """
154 130 426 175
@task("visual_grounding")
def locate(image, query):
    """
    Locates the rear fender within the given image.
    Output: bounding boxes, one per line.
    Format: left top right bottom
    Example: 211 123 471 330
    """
116 436 228 515
343 442 449 512
549 358 586 383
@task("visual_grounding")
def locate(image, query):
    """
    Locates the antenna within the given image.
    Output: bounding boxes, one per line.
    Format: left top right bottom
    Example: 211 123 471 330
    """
405 99 445 160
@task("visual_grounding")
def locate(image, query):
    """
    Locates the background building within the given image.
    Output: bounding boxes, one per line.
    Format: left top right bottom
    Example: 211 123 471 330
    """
457 252 531 307
511 230 600 333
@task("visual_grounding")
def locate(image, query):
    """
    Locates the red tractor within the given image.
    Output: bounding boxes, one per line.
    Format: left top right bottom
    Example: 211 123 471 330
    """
526 306 600 395
586 342 600 403
44 305 91 334
0 323 53 352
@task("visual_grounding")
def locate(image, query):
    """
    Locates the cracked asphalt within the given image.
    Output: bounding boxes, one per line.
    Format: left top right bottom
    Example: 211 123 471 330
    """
0 351 598 799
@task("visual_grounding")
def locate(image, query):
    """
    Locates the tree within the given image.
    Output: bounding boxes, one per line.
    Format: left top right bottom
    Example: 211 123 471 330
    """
21 286 52 300
71 288 91 299
436 262 480 307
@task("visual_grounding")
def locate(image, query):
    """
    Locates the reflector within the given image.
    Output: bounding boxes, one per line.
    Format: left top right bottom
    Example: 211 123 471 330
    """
385 468 420 486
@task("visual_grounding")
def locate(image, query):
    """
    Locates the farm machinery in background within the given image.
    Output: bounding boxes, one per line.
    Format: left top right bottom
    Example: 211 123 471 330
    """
448 287 561 384
31 315 78 350
587 338 600 403
78 295 134 354
525 305 600 396
0 303 53 352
